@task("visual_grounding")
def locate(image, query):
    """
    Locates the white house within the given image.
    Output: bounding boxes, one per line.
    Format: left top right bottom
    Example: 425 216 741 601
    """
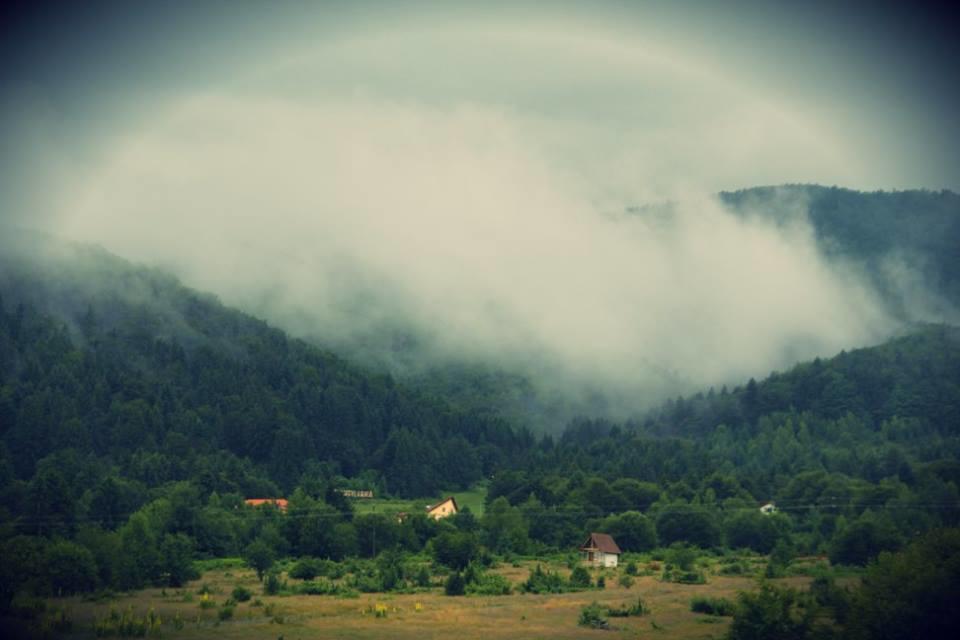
579 532 622 568
760 502 778 515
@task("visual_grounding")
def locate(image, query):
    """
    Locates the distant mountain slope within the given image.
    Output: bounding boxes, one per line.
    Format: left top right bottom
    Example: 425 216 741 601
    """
392 186 960 430
534 324 960 503
720 185 960 318
0 231 524 497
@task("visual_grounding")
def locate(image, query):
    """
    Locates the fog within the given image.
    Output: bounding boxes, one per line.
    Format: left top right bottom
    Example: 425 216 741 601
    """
5 13 953 423
50 91 898 418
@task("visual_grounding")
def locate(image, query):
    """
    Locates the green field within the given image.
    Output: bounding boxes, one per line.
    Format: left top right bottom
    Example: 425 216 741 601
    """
352 483 488 517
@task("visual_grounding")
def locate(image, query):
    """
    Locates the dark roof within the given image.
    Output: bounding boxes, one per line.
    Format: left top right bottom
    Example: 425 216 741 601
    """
579 532 621 554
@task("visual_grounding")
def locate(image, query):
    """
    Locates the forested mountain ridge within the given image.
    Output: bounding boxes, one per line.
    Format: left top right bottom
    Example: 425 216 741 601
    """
1 231 959 612
397 186 960 429
720 185 960 315
0 231 526 499
540 325 960 489
485 324 960 555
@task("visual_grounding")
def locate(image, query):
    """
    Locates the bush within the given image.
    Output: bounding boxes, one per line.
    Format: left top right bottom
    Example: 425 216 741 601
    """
596 575 606 589
625 561 638 576
218 604 234 621
45 540 99 595
719 562 747 576
578 602 610 629
607 598 648 617
618 574 634 589
521 564 567 594
264 570 282 596
569 566 592 588
432 531 479 570
295 579 358 597
662 545 706 583
444 572 466 596
231 586 252 602
690 596 735 616
289 557 324 581
414 566 431 587
727 582 812 640
665 544 699 571
466 572 512 596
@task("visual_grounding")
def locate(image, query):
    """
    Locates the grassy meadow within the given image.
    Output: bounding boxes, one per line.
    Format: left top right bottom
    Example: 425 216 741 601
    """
352 484 488 518
31 552 836 639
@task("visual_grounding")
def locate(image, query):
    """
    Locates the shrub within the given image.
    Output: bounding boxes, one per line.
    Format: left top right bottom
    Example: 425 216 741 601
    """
231 586 252 602
444 572 466 596
597 575 606 589
289 557 324 581
727 582 812 640
45 540 99 595
665 544 699 571
218 604 234 621
264 570 282 596
414 566 431 587
295 579 340 596
719 562 747 575
690 596 735 616
432 531 479 570
661 545 706 584
569 566 592 588
349 573 383 593
521 564 567 594
618 574 635 589
625 561 638 576
578 602 610 629
607 598 648 617
466 572 513 596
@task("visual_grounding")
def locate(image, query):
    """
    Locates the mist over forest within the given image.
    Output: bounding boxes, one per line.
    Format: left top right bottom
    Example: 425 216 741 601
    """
2 3 959 638
28 180 959 427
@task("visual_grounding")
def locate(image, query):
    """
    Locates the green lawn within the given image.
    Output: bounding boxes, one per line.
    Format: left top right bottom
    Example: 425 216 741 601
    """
350 483 487 517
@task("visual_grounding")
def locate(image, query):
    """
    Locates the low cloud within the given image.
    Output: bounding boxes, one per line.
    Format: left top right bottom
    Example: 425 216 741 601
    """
48 92 901 421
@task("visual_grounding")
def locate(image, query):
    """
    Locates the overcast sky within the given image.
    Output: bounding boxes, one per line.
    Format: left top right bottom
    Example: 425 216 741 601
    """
1 0 958 222
1 1 956 418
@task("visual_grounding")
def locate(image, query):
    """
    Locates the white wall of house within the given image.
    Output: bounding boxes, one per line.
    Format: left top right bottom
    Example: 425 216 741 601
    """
582 550 619 568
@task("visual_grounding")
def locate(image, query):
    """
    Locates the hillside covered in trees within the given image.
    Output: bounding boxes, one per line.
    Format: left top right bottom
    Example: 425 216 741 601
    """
0 232 527 502
1 232 959 608
403 187 960 429
721 186 960 316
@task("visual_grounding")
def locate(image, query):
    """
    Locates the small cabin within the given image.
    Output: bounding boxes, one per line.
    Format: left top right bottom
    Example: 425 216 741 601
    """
426 496 459 520
760 502 778 515
244 498 289 512
579 532 622 568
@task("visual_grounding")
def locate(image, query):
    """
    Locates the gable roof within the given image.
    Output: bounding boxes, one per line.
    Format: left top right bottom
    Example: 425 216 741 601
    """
579 532 621 554
426 496 459 513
